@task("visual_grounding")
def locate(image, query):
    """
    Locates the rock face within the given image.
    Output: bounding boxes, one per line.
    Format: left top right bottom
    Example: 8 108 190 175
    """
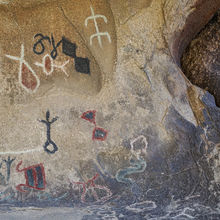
0 0 219 219
181 9 220 107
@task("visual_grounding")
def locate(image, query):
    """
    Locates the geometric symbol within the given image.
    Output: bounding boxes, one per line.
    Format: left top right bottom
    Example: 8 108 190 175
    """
35 54 69 77
61 37 90 74
81 110 96 124
81 110 108 141
92 127 108 141
62 37 77 58
38 110 59 154
5 44 40 93
16 161 46 192
85 6 111 48
75 57 90 74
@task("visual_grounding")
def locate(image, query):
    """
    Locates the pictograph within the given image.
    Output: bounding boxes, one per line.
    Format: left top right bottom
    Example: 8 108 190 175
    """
81 110 108 141
16 161 46 192
38 110 59 154
5 44 40 93
85 6 111 48
71 173 112 203
35 54 69 77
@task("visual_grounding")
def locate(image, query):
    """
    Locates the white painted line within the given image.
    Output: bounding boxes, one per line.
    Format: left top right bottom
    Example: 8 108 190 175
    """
0 147 42 155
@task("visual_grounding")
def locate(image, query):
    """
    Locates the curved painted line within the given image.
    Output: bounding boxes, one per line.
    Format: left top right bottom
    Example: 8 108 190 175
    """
116 158 146 185
0 147 42 155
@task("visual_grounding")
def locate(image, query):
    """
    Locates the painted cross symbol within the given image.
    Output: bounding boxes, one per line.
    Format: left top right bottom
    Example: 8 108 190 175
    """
72 173 112 203
85 6 111 48
39 110 59 154
5 44 40 93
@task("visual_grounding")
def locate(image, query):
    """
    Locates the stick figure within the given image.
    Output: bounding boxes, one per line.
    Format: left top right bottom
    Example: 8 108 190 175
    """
72 173 112 203
39 110 59 154
3 156 16 182
85 6 111 48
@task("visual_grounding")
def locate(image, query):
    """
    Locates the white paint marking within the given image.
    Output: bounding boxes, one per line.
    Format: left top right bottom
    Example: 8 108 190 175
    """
130 135 148 159
35 54 54 76
5 44 40 93
0 147 42 155
54 60 70 77
85 6 111 48
35 54 69 77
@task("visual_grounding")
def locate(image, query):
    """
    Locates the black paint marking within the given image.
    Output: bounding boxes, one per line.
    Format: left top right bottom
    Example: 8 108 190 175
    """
39 110 59 154
75 57 90 74
62 37 77 58
50 34 62 60
33 33 51 55
33 33 91 74
3 156 16 182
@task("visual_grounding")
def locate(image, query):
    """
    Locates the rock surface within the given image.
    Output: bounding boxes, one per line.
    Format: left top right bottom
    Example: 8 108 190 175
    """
181 9 220 107
0 0 219 219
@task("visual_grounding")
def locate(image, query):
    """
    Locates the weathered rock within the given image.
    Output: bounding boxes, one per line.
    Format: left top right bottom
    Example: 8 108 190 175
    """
0 0 219 219
181 9 220 107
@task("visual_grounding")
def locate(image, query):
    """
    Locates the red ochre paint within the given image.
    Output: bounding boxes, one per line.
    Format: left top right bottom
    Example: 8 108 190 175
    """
21 63 38 90
16 161 46 192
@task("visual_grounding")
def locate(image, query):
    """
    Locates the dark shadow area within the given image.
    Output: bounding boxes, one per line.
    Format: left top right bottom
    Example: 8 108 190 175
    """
181 9 220 107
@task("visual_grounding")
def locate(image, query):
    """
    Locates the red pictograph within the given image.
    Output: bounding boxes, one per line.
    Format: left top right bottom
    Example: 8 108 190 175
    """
81 110 96 125
72 173 112 203
16 161 46 192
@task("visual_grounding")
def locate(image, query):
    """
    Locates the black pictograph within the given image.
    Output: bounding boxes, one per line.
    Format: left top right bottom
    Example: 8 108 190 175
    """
39 110 59 154
33 34 91 74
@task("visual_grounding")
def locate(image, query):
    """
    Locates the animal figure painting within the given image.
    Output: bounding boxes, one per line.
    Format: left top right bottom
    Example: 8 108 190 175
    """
16 161 46 192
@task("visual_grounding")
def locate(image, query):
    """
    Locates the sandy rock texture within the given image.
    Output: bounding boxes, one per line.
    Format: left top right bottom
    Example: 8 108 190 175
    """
0 0 219 219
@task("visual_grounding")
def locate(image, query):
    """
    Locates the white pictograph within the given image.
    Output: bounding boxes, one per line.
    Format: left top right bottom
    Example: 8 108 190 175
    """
5 44 40 93
130 135 148 159
35 54 69 77
0 147 42 155
85 6 111 48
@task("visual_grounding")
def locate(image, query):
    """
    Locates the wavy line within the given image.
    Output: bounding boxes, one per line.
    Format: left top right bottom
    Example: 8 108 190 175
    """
0 147 42 155
116 158 146 185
